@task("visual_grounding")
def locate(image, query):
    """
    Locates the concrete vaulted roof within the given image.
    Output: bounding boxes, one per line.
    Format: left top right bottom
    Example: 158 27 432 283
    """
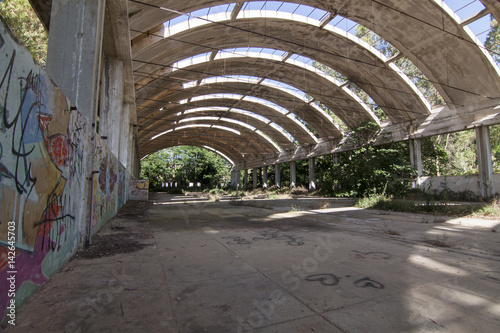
32 0 500 168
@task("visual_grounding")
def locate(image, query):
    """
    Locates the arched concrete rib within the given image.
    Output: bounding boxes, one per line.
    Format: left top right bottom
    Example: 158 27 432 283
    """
142 81 342 139
130 0 500 110
141 115 292 152
144 120 281 156
140 107 297 151
133 17 430 123
140 128 268 165
137 98 319 146
134 55 377 130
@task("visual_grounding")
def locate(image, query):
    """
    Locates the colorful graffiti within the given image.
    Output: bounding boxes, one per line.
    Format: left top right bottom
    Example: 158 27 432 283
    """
0 18 129 321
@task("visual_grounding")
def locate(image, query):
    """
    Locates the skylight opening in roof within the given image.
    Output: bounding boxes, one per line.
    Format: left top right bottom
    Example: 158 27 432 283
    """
151 129 173 141
242 96 290 114
230 109 270 123
465 15 493 45
241 1 326 20
184 107 230 114
212 125 241 135
173 52 212 70
310 60 348 83
313 101 349 133
327 16 359 33
221 118 257 131
191 94 243 102
269 123 296 144
261 79 309 101
443 0 485 21
345 82 389 122
353 25 400 58
200 76 261 86
178 117 220 123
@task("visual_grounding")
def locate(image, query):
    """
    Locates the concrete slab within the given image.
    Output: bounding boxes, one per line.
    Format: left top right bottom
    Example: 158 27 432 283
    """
4 194 500 332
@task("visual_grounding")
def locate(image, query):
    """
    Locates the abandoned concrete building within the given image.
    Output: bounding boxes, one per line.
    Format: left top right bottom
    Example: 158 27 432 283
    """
1 0 500 331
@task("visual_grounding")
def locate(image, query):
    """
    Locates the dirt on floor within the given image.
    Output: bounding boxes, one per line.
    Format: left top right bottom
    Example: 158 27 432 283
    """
113 200 153 219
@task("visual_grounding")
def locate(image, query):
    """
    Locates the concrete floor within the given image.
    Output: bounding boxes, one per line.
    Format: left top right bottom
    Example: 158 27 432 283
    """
5 193 500 332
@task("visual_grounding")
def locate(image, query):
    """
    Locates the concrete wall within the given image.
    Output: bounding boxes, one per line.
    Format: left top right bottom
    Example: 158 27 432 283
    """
418 174 500 197
0 17 130 320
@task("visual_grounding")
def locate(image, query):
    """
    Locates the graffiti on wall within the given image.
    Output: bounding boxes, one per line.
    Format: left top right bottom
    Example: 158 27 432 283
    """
0 17 130 321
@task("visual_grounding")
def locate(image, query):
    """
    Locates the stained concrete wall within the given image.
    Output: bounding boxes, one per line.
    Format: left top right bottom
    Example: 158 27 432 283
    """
0 17 130 321
418 174 500 197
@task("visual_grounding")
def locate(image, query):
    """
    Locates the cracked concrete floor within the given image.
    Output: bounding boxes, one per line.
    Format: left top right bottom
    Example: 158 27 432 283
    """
5 193 500 332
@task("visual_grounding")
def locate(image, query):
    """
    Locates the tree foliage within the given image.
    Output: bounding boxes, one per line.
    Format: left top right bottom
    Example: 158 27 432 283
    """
0 0 48 66
140 146 231 190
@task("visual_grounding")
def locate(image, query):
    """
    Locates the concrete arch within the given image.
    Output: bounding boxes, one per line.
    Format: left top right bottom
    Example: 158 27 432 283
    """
144 120 281 156
134 55 378 131
137 95 320 146
133 17 430 123
140 128 269 164
130 0 500 109
142 107 298 151
142 80 342 138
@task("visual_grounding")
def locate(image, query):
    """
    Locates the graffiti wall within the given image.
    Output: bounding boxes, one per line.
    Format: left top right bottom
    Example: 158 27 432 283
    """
0 17 130 321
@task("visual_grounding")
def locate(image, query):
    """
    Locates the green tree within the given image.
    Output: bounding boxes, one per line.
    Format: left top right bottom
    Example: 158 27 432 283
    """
0 0 48 66
485 15 500 65
140 146 231 190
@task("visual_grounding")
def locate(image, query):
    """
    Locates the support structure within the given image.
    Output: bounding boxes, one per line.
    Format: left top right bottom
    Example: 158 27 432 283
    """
409 139 423 187
275 164 281 188
243 169 248 188
230 169 240 188
309 157 316 191
99 56 124 159
263 167 268 189
253 168 257 189
290 161 297 188
476 126 494 198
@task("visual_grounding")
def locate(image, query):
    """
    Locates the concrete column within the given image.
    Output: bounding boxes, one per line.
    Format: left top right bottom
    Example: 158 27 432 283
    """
332 153 340 165
120 103 132 169
253 168 257 189
409 139 423 187
230 170 240 188
243 169 248 188
99 56 124 159
263 167 268 189
309 157 316 191
476 126 493 198
47 0 105 123
275 164 281 188
290 161 296 188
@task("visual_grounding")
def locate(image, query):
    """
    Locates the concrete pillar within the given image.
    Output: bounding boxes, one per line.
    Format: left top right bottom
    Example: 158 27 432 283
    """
46 0 105 123
290 161 296 188
46 0 105 247
309 157 316 191
243 169 248 188
230 170 240 188
275 164 281 188
409 139 423 187
263 167 268 189
476 126 493 198
253 168 257 189
120 103 132 169
332 153 340 165
99 56 124 159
